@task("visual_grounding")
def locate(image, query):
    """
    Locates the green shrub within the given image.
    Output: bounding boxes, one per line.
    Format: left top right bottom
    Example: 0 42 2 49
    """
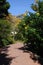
2 39 9 46
17 1 43 57
0 19 13 47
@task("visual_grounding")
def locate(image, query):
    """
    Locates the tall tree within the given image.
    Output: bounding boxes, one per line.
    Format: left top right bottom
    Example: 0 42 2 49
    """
0 0 10 18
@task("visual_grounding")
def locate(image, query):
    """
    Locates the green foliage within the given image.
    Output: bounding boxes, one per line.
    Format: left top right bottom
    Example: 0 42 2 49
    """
16 0 43 57
0 0 13 47
14 15 30 41
0 19 13 47
0 0 10 18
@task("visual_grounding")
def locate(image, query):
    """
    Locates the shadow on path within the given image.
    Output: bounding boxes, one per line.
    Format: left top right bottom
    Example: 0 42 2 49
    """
0 53 12 65
30 52 43 65
18 46 43 65
0 46 15 65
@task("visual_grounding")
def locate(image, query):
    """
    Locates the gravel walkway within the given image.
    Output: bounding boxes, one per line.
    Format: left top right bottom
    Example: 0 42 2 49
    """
0 41 40 65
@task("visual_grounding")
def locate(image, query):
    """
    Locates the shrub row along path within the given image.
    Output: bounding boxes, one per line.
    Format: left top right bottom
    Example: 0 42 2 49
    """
0 41 40 65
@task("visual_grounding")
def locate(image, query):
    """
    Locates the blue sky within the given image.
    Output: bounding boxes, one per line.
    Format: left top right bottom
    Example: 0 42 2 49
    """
7 0 35 16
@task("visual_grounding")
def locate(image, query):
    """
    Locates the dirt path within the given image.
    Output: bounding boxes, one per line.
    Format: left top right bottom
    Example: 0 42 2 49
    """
0 41 41 65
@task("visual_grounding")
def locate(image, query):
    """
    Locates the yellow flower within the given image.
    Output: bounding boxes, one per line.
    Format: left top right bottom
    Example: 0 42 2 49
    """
36 12 40 16
25 26 27 29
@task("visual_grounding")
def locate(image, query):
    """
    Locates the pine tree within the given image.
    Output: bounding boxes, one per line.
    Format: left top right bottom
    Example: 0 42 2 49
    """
0 0 10 18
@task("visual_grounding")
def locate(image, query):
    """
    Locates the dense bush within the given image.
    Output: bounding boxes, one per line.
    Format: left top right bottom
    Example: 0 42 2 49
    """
15 15 30 40
16 0 43 57
0 0 13 47
0 19 13 47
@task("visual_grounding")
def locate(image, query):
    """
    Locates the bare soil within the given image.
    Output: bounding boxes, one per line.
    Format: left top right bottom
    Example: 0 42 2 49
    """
0 41 41 65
